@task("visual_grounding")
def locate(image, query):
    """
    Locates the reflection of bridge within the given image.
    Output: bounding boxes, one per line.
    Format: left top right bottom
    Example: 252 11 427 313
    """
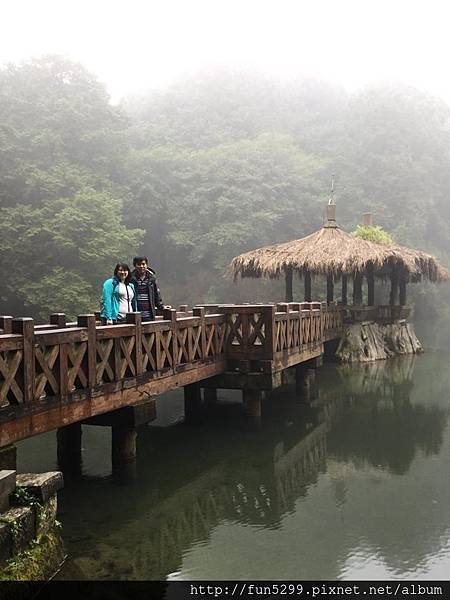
53 351 450 581
0 303 342 456
60 409 328 580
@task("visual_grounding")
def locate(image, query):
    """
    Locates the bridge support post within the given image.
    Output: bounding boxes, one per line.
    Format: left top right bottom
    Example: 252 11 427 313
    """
184 382 203 423
204 388 218 405
57 423 82 475
295 366 318 403
111 425 137 467
243 390 262 428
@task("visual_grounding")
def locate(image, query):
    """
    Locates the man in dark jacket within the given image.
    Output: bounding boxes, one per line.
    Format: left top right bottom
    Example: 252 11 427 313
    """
130 257 164 321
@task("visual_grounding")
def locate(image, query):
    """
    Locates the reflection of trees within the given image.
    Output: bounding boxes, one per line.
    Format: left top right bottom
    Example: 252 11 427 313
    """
58 403 327 579
319 357 449 475
328 401 446 475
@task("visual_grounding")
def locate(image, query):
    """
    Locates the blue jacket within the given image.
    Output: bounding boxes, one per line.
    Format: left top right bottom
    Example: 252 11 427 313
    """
101 276 137 321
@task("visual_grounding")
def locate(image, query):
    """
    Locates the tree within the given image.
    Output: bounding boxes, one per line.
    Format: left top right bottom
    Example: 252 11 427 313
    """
0 188 143 319
352 225 393 245
0 56 129 207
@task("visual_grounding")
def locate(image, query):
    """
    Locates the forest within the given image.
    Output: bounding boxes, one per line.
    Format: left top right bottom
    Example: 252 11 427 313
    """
1 56 450 321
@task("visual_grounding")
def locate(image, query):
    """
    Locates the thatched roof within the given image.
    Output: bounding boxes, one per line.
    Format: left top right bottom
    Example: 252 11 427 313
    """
230 220 449 283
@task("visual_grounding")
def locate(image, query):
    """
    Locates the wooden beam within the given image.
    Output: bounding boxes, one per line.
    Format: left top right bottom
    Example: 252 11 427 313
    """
304 271 312 302
126 312 143 375
399 278 407 306
0 360 227 447
50 313 66 328
12 318 34 403
326 274 334 303
285 267 293 302
390 271 399 306
0 317 13 334
353 274 363 305
341 275 348 305
367 264 375 306
77 315 96 388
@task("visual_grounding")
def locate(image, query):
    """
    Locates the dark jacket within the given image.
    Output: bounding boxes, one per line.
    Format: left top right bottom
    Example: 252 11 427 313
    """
130 268 163 321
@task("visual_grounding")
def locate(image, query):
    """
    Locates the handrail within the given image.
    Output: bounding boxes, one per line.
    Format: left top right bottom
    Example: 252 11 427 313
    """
0 303 344 410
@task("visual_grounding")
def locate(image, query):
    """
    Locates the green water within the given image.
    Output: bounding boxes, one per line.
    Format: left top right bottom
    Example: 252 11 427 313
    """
16 350 450 580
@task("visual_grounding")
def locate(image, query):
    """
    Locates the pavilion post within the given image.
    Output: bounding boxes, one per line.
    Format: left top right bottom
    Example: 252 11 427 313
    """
389 271 399 306
341 275 348 305
326 274 334 303
285 267 293 302
353 273 363 305
304 271 312 302
399 277 407 306
367 263 375 306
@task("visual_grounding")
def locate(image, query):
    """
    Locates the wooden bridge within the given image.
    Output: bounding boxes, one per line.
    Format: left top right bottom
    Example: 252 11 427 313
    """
0 302 344 453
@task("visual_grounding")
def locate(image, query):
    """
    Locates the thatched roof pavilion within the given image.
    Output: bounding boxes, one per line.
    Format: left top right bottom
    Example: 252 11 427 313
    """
230 204 448 305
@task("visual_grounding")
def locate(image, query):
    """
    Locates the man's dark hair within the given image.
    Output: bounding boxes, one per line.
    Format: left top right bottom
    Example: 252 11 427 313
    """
133 256 148 266
113 262 131 284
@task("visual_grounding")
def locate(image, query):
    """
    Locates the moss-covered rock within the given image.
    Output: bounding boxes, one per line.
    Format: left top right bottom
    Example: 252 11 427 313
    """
0 526 65 580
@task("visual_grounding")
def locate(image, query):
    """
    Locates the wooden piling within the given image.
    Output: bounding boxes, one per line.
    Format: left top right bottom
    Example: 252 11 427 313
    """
184 382 203 422
57 422 82 473
111 425 137 466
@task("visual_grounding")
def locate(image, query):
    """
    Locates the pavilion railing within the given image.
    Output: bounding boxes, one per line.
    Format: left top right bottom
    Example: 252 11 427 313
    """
345 305 412 323
0 303 344 411
376 305 412 323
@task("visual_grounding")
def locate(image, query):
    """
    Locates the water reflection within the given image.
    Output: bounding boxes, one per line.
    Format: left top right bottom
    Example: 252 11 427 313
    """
327 357 448 475
16 352 450 580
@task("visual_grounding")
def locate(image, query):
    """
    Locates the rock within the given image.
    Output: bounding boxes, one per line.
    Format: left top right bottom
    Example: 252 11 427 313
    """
15 472 63 503
336 320 423 363
0 506 35 554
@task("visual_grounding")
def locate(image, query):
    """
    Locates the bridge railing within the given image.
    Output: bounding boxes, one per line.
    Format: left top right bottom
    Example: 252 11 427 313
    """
0 303 344 410
0 309 228 409
198 302 343 361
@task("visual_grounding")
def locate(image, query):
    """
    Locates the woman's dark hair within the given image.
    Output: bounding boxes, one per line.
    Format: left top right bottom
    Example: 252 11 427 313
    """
113 263 131 284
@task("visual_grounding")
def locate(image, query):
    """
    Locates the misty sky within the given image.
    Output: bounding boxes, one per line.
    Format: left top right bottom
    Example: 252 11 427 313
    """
2 0 449 103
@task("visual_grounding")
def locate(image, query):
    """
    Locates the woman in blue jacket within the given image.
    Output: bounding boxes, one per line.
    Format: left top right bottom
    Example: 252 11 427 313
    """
101 263 137 324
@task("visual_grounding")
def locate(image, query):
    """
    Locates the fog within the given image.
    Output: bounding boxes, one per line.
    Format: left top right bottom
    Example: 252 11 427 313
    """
1 0 450 327
2 0 450 103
